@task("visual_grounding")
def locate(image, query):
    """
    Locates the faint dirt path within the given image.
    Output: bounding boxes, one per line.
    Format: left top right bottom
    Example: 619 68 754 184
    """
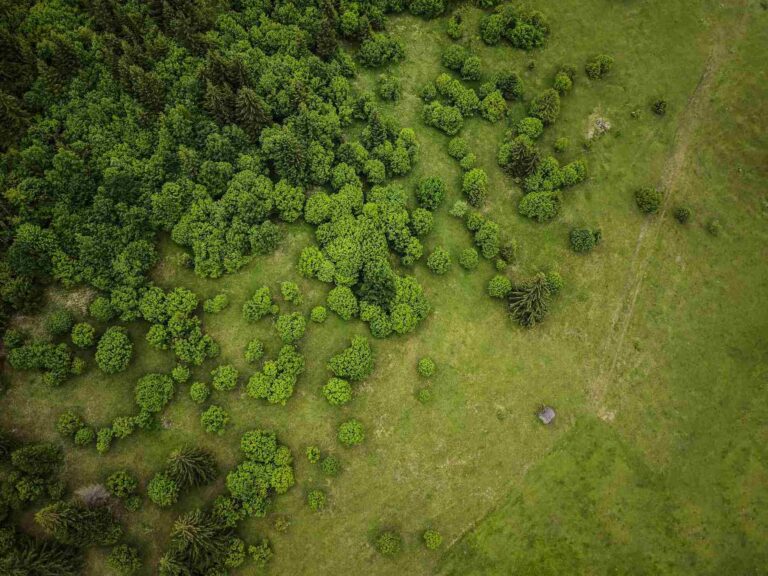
590 9 750 413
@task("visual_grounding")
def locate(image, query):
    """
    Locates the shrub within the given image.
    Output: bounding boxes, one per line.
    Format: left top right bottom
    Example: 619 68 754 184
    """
416 387 432 403
337 419 365 447
635 187 662 214
111 416 135 439
307 489 326 512
328 336 374 381
70 323 95 348
240 429 277 462
243 287 277 322
516 117 544 140
441 44 470 71
488 275 512 298
378 75 402 101
409 0 445 18
106 470 138 499
459 153 477 171
447 137 469 159
480 90 506 122
585 54 614 79
95 327 133 374
323 377 353 406
107 544 141 575
203 294 228 314
306 446 321 464
446 11 464 39
147 472 179 507
320 455 341 476
553 71 573 94
674 206 691 224
211 365 239 392
461 56 482 81
135 373 175 413
479 13 504 45
364 158 386 184
426 247 451 275
358 33 405 68
458 248 479 270
422 102 464 135
57 410 83 437
415 176 446 210
244 339 265 363
421 529 442 551
462 168 488 206
529 89 561 124
554 137 569 152
45 309 74 337
498 135 540 179
545 271 564 296
310 306 328 323
420 81 438 102
96 428 114 454
375 530 402 557
652 99 667 116
417 357 436 377
249 538 273 567
74 427 95 447
410 208 434 237
518 191 560 222
570 228 600 253
201 405 229 435
166 446 218 488
280 281 301 305
171 364 190 383
275 312 307 343
449 200 469 218
706 218 722 236
89 296 115 322
327 287 358 320
190 382 210 404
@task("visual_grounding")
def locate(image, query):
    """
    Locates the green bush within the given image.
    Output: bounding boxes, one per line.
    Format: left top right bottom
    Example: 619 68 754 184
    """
585 54 614 79
320 455 341 476
275 312 307 343
569 228 600 253
201 405 230 435
307 489 326 511
461 55 482 81
135 373 175 413
240 429 277 462
280 281 302 305
211 365 239 392
74 427 95 447
70 323 95 348
171 364 190 383
323 377 353 406
337 419 365 447
653 99 668 116
96 428 114 454
498 135 540 179
416 386 432 403
508 273 552 327
45 309 74 337
462 168 489 206
57 410 83 437
409 0 445 18
423 529 443 550
458 248 479 270
516 117 544 140
306 446 321 464
357 33 405 68
106 470 138 499
378 74 402 101
244 339 265 363
243 287 277 322
310 306 328 323
529 89 561 124
449 200 469 218
446 11 464 39
422 101 464 136
553 71 573 94
441 44 470 71
447 137 469 159
479 13 504 45
635 187 663 214
518 191 560 222
190 382 210 404
107 544 142 575
375 530 402 557
111 416 135 439
203 294 229 314
147 472 179 507
426 247 451 275
327 287 359 320
417 357 436 377
410 208 434 237
89 296 115 322
545 271 564 296
488 275 512 298
674 206 691 224
459 153 477 171
95 327 133 374
554 137 569 152
480 90 506 122
328 336 374 381
415 176 446 210
706 218 722 237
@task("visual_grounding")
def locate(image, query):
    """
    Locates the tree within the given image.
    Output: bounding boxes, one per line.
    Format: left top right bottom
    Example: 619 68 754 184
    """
275 312 306 343
240 429 278 462
45 309 73 337
211 365 239 391
328 336 374 381
323 378 353 406
107 544 142 575
462 169 488 206
418 357 436 377
310 306 328 323
95 327 133 374
166 447 218 488
135 373 175 413
244 339 264 363
426 247 451 275
508 273 551 327
201 405 230 435
106 470 138 500
35 501 122 546
518 191 560 222
529 89 561 124
569 228 600 253
190 382 210 404
459 248 479 270
327 286 358 320
415 176 445 210
635 187 662 214
307 489 326 511
423 529 442 550
498 135 540 179
585 54 614 79
337 419 365 446
488 275 512 298
243 287 277 322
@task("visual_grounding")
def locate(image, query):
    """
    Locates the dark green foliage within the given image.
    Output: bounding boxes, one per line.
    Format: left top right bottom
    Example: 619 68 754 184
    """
375 530 403 557
495 70 524 101
358 34 405 67
498 135 540 179
148 473 180 507
106 470 138 500
307 489 326 511
518 192 561 222
57 410 83 437
189 382 210 404
570 228 601 253
95 327 132 374
201 405 229 435
203 294 228 314
45 309 73 337
427 247 452 275
211 365 239 392
74 427 95 447
320 455 341 476
323 377 353 406
9 341 72 386
653 99 668 116
328 336 374 381
337 419 365 446
529 89 561 124
70 323 95 348
166 447 218 488
635 187 663 214
447 10 465 39
508 273 552 327
674 207 691 224
0 533 83 575
135 373 175 413
11 443 62 479
35 501 122 547
422 101 464 135
160 509 234 574
585 54 614 79
107 544 141 575
462 169 489 206
243 287 277 322
89 297 115 323
378 75 402 101
416 177 446 210
327 287 359 320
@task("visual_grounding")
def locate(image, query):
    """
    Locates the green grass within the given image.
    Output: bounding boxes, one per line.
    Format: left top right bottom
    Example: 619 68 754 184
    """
2 0 767 574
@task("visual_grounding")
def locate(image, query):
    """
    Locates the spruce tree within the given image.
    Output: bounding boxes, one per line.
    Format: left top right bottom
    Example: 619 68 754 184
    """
507 273 551 327
166 446 218 489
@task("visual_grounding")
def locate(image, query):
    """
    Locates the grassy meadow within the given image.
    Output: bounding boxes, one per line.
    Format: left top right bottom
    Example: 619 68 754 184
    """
2 0 767 574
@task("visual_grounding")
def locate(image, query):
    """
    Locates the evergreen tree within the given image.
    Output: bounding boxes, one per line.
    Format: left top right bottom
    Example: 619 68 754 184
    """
166 446 218 489
235 87 272 138
507 273 551 327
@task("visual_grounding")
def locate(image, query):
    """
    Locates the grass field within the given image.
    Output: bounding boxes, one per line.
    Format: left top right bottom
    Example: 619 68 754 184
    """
2 0 767 574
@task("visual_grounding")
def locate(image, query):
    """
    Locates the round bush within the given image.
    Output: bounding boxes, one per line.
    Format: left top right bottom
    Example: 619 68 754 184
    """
410 208 434 237
307 489 326 512
95 327 133 374
323 378 353 406
416 387 432 404
306 445 321 464
171 364 190 383
89 296 115 322
201 405 230 435
57 410 83 437
417 357 436 378
106 470 138 499
189 382 210 404
674 206 691 224
518 191 560 222
462 169 488 206
529 89 561 124
459 153 477 171
337 419 365 447
516 117 544 140
488 275 512 298
107 544 141 575
279 281 301 305
211 364 239 392
569 228 598 253
449 200 469 218
458 248 479 270
134 373 175 413
244 339 265 363
447 137 469 160
71 323 95 348
635 187 662 214
375 530 402 557
74 427 95 447
320 455 341 476
310 306 328 323
147 472 179 507
545 271 564 295
553 72 572 94
423 529 443 550
327 287 358 321
415 176 446 210
426 247 451 275
46 309 74 337
554 137 569 153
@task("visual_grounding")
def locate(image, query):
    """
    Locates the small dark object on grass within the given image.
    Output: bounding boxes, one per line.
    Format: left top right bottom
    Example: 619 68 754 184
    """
527 60 536 70
674 207 691 224
706 218 723 237
652 99 667 116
